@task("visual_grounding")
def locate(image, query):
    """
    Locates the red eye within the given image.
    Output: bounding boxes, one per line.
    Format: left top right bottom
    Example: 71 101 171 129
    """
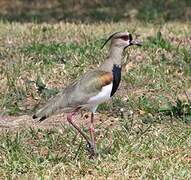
120 35 129 41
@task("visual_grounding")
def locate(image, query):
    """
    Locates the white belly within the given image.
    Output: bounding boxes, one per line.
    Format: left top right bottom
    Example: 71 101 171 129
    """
88 83 112 104
87 83 112 112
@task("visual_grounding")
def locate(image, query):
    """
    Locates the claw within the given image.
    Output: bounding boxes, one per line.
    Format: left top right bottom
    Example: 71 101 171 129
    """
86 141 93 151
86 141 97 158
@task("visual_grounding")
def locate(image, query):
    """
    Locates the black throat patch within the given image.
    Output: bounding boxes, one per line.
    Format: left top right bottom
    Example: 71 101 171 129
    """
110 64 121 97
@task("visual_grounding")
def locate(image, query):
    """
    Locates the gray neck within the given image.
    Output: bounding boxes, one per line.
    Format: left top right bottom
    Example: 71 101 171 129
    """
99 45 124 72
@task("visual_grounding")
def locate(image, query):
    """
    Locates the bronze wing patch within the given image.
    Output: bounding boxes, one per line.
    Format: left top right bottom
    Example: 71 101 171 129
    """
99 72 113 86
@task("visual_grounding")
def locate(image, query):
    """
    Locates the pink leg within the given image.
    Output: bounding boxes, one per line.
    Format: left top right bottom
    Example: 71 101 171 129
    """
89 112 96 155
67 109 92 150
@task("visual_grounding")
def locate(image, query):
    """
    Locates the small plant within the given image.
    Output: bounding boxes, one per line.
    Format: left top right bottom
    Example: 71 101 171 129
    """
35 77 59 100
145 31 172 50
138 95 159 114
160 98 191 123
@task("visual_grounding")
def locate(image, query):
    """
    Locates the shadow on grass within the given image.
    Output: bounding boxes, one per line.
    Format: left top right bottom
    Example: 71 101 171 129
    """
0 0 190 23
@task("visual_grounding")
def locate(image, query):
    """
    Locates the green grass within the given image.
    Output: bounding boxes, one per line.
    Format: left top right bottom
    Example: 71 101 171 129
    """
0 19 191 178
0 0 190 23
0 121 191 178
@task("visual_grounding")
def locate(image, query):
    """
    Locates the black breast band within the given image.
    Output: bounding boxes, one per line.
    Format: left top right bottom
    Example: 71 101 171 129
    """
110 64 121 97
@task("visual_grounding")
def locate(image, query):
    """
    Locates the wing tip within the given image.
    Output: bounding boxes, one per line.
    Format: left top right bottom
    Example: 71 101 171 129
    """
39 116 47 122
32 114 47 122
32 114 37 119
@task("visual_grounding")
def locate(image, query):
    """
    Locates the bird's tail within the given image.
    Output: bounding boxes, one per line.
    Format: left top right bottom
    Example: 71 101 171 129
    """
32 94 67 122
32 103 55 122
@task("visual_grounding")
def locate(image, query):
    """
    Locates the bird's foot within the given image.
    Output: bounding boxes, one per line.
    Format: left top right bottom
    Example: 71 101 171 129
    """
86 142 97 158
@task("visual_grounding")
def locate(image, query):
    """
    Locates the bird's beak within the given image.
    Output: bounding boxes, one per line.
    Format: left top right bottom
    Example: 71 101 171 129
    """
130 39 142 46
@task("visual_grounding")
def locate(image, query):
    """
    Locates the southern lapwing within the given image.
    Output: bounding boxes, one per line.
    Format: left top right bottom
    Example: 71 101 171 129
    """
33 32 142 157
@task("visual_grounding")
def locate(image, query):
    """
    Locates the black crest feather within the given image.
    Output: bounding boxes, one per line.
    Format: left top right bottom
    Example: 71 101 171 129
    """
101 32 119 49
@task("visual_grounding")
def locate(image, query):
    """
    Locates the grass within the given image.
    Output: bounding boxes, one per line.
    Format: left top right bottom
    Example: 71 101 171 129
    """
0 121 191 178
0 0 190 23
0 18 191 178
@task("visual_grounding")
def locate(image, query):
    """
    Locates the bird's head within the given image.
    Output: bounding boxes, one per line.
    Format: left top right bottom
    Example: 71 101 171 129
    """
101 32 142 49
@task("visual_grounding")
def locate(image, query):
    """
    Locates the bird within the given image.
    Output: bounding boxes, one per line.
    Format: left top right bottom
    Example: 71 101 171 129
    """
32 32 142 157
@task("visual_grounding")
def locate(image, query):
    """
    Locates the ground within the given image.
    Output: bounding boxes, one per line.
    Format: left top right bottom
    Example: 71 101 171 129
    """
0 17 191 179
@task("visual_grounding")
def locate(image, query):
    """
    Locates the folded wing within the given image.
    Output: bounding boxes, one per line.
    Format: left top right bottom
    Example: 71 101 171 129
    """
33 70 113 121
